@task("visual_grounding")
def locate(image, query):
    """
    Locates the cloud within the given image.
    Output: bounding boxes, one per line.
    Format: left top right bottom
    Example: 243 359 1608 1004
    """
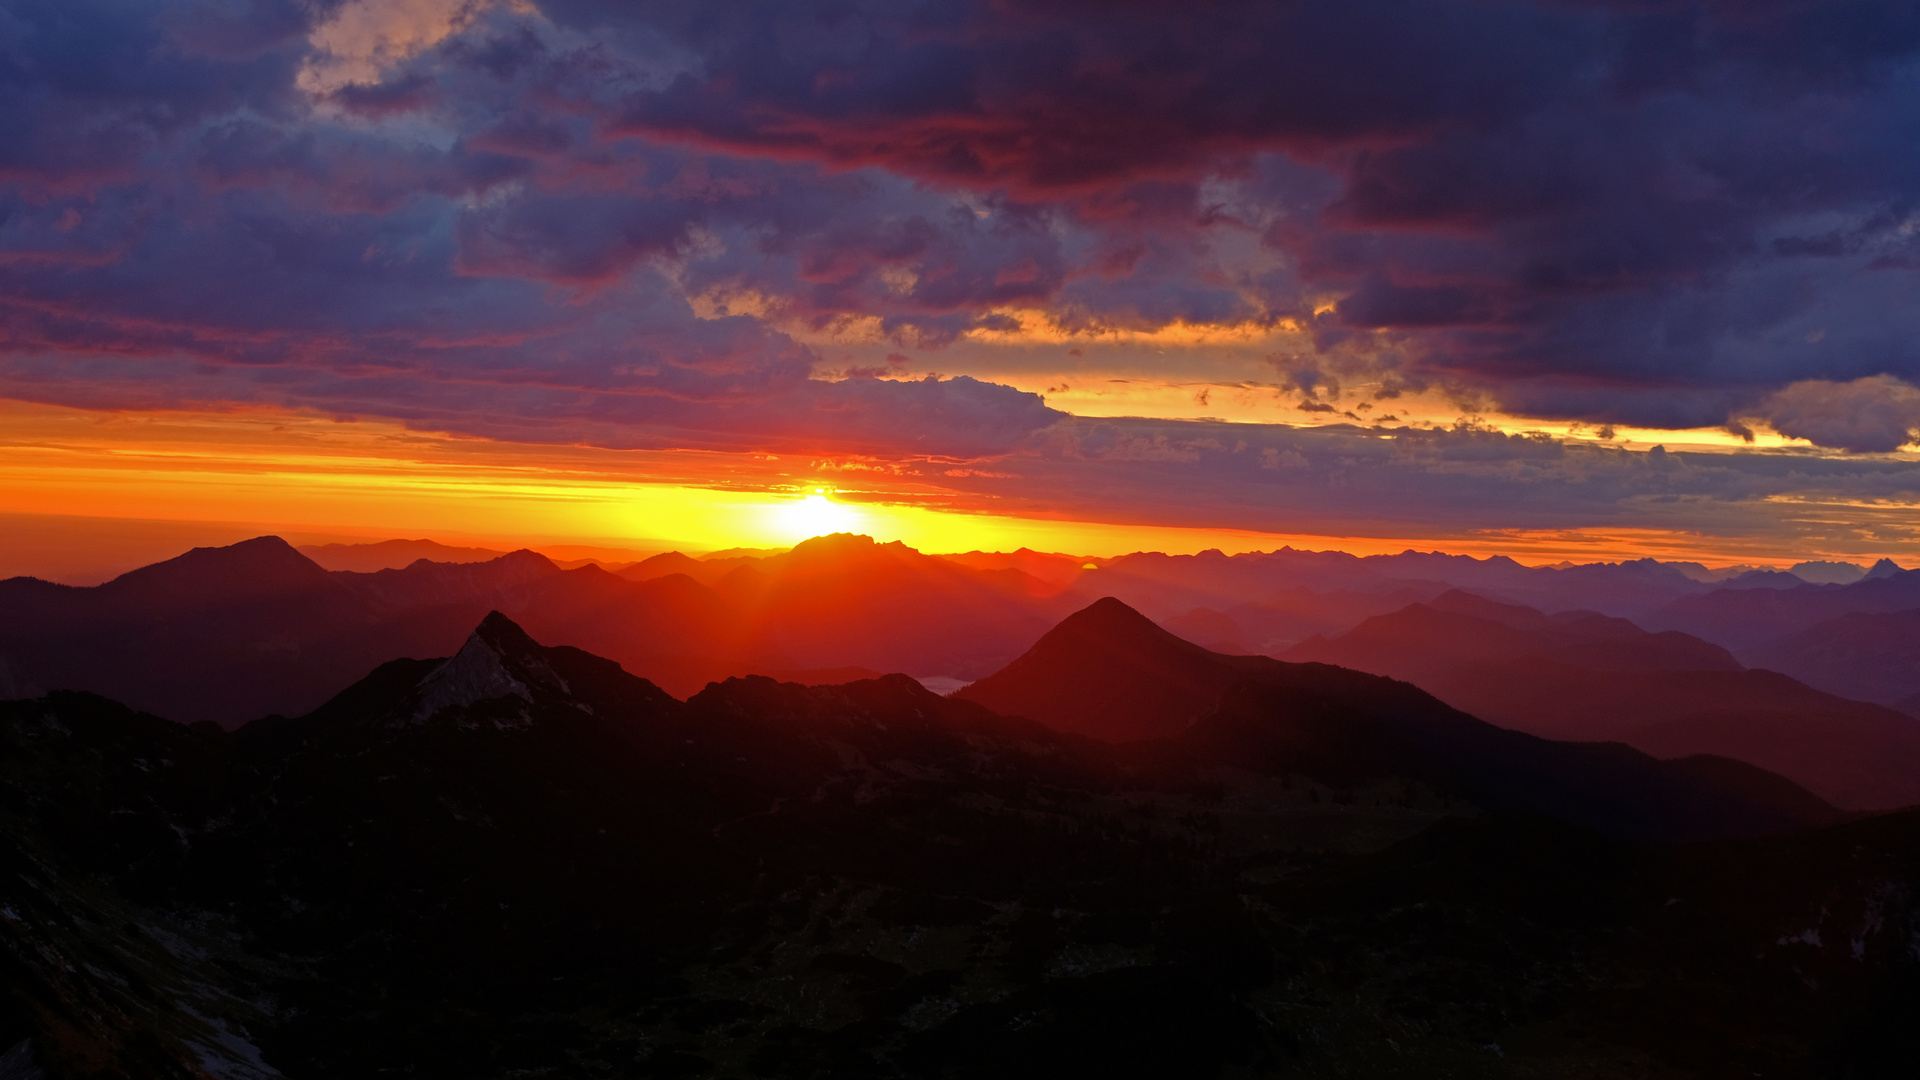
598 1 1920 425
610 1 1576 193
1757 376 1920 453
7 0 1920 540
887 415 1920 547
299 0 511 96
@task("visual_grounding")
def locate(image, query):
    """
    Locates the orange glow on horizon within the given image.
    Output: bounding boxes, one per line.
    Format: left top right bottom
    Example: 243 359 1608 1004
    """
770 491 867 544
1 398 1913 583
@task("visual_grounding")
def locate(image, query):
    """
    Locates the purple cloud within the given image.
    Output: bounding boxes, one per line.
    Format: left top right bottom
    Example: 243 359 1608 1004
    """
4 0 1920 484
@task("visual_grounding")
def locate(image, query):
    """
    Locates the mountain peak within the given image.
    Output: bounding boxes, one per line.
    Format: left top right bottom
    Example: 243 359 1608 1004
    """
956 597 1259 740
1053 595 1186 640
122 534 315 576
1427 589 1554 629
1865 558 1905 580
99 535 333 608
473 609 541 650
788 533 881 560
411 611 570 723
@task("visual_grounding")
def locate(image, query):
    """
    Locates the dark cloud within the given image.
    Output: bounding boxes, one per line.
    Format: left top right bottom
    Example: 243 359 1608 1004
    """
606 0 1580 191
4 0 1920 525
1758 376 1920 453
588 0 1920 438
899 414 1920 548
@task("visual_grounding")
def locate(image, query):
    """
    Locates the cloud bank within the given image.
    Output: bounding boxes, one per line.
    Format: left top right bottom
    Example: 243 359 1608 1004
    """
5 0 1920 542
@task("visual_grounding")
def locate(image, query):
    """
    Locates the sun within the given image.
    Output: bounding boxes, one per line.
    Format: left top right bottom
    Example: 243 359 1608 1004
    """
772 488 865 542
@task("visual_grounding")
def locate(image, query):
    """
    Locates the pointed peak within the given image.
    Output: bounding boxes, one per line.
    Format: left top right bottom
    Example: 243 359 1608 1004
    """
473 610 539 649
458 611 542 668
957 596 1263 741
1031 597 1212 658
1064 595 1159 628
410 612 567 724
1865 558 1905 580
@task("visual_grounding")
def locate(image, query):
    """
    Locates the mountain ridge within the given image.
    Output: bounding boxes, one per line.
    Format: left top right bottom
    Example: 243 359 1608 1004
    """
958 597 1838 839
1286 592 1920 810
0 609 1909 1078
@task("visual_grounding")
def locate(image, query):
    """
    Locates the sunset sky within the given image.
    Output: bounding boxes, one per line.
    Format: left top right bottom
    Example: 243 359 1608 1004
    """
8 0 1920 578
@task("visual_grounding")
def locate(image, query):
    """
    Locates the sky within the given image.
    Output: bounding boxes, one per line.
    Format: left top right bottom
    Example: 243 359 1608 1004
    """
7 0 1920 576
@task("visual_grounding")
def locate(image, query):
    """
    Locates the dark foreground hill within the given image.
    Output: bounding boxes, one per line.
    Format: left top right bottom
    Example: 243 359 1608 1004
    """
4 613 1912 1078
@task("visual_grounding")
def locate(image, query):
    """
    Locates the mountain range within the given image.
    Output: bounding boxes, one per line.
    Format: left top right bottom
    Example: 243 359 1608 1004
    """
0 535 1073 725
8 536 1920 789
4 604 1915 1077
1285 591 1920 810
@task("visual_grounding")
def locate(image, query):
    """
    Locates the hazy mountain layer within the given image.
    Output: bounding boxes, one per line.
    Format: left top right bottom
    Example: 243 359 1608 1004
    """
1287 592 1920 811
1744 608 1920 706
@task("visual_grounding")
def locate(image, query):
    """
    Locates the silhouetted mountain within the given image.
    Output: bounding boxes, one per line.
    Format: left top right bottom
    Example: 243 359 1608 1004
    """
298 538 511 572
1744 608 1920 706
1 613 1909 1078
341 546 562 612
1652 567 1920 650
619 549 712 583
958 596 1278 740
63 534 339 617
704 533 1079 678
1288 593 1920 810
0 538 780 723
1132 584 1448 656
1721 568 1814 589
1790 560 1868 584
1288 590 1743 684
617 536 1086 677
1865 557 1906 579
0 533 1110 726
1075 548 1714 623
0 537 371 725
938 547 1094 588
960 598 1834 836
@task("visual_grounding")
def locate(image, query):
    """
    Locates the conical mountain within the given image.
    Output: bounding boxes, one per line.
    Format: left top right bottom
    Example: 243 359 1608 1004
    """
956 596 1314 740
960 597 1838 838
1864 557 1905 580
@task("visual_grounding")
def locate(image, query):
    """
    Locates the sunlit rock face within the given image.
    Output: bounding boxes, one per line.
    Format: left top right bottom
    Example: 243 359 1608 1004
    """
410 611 558 723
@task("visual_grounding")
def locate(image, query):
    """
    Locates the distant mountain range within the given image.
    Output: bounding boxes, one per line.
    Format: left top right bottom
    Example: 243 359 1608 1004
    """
6 533 1919 764
1647 564 1920 649
297 538 514 571
3 608 1914 1077
959 597 1836 835
0 535 1074 724
1285 591 1920 810
0 536 771 724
